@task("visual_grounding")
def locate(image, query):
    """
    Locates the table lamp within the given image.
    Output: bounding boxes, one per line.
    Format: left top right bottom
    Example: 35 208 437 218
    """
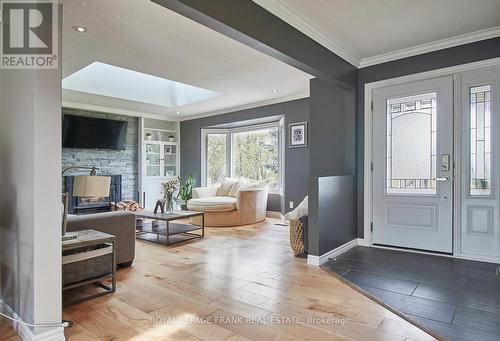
62 167 111 241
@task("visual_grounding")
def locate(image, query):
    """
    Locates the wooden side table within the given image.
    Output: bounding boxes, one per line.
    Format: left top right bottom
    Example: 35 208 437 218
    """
62 229 116 306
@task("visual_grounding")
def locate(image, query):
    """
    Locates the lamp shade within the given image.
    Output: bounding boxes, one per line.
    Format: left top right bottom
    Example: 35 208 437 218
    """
73 176 111 197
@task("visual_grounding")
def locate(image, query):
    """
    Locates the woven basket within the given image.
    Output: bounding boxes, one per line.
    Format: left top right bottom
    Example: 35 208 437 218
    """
62 245 113 286
289 219 305 256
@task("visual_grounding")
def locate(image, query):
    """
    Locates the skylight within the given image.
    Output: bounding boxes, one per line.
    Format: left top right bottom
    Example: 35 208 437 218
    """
62 62 218 107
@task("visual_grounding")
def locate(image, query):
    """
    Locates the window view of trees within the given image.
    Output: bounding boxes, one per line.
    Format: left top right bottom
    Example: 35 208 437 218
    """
206 134 226 186
233 128 279 188
204 125 282 190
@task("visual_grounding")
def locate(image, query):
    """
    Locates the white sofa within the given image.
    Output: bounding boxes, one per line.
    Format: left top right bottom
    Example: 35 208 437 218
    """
187 182 269 227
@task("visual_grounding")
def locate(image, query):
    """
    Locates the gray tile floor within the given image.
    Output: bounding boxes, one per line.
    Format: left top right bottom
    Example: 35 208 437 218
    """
323 246 500 341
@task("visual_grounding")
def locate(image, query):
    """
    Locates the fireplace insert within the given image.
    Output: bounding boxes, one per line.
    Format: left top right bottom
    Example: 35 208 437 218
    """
64 174 122 214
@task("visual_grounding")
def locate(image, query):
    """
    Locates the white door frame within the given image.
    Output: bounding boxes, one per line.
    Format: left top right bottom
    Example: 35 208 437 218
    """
363 57 500 263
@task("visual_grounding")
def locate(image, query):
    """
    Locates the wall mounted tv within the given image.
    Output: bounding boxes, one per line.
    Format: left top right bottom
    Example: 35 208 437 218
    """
63 115 128 150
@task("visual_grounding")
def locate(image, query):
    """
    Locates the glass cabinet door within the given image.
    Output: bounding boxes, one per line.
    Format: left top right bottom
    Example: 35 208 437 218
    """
163 144 177 177
145 143 161 177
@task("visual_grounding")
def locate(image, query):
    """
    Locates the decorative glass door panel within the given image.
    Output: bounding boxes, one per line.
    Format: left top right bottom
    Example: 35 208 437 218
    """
469 85 491 196
386 93 437 195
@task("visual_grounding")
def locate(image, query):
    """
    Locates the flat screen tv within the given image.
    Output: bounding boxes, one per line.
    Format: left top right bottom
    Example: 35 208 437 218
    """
63 115 128 150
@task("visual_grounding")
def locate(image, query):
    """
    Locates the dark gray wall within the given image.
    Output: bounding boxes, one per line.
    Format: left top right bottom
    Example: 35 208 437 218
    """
356 37 500 237
309 176 356 256
180 98 309 214
62 108 139 201
307 79 357 255
310 78 356 177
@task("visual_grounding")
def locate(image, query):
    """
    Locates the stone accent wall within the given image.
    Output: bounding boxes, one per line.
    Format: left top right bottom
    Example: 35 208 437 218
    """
62 108 139 201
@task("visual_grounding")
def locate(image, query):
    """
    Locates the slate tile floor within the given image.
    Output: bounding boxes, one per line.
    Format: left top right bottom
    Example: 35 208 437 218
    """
323 246 500 341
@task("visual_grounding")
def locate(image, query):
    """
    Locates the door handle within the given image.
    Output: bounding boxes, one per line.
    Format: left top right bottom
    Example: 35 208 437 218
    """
434 177 449 182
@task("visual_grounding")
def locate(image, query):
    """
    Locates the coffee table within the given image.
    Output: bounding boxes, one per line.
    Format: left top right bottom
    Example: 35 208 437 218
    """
135 210 204 246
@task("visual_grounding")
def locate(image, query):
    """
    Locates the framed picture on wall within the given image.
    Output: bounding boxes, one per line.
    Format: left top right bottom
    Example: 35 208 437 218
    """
289 122 308 148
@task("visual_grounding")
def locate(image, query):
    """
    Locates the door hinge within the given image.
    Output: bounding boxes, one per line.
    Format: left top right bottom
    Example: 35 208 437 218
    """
370 162 373 171
371 101 374 111
370 222 373 232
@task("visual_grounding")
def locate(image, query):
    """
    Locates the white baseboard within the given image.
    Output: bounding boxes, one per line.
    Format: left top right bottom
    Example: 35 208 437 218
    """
0 300 65 341
266 211 284 220
307 238 360 266
357 238 369 247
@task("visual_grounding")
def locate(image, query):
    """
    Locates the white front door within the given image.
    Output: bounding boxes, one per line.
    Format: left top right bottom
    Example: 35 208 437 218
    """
372 76 454 253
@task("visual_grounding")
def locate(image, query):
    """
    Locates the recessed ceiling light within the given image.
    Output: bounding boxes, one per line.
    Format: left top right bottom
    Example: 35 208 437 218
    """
176 111 180 114
272 89 279 93
72 25 88 33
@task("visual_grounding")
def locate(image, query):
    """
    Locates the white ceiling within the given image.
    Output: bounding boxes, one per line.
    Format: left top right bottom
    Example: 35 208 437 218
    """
255 0 500 67
62 0 312 120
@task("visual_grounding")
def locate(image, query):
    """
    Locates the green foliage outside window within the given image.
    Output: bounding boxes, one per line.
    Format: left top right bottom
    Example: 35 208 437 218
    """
233 128 279 187
206 127 281 189
207 134 226 186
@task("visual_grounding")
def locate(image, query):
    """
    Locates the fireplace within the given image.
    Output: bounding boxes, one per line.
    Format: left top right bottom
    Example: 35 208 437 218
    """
64 175 122 214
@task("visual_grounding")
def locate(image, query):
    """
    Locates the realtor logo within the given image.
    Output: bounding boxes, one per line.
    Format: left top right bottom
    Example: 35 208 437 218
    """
1 0 58 69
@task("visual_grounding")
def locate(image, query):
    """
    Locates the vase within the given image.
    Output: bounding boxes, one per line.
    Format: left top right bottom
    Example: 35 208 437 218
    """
165 193 174 214
176 199 188 211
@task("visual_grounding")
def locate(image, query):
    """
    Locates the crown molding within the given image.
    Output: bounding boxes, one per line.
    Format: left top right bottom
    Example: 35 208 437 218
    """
179 91 309 122
254 0 500 69
253 0 361 68
359 26 500 68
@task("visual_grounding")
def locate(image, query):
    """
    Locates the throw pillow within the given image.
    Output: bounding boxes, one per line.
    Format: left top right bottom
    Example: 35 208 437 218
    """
284 196 308 221
217 180 236 196
228 182 241 197
239 180 269 190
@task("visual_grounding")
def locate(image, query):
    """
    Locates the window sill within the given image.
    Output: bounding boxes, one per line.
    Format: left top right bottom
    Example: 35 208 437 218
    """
268 188 283 196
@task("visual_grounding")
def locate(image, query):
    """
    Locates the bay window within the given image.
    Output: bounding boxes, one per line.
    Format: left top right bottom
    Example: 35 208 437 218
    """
201 120 284 193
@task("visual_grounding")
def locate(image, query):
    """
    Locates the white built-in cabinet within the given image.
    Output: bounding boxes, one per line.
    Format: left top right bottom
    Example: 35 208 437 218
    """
144 141 178 178
138 118 180 209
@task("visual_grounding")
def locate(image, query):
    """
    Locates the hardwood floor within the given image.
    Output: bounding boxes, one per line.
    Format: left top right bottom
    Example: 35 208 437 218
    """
0 318 20 341
3 218 431 341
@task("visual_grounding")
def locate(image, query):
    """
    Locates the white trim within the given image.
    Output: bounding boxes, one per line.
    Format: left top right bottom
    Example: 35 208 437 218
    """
30 328 65 341
0 300 65 341
200 128 227 187
360 26 500 68
252 0 361 67
266 211 284 220
364 57 500 261
179 91 309 122
357 238 369 247
138 117 145 206
453 74 463 257
62 100 177 121
307 239 360 266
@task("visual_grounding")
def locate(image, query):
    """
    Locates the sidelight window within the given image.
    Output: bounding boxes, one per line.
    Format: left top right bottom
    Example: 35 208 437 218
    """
470 85 491 196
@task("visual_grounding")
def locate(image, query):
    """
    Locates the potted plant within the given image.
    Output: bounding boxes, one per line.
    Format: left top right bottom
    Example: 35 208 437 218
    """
177 172 196 210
